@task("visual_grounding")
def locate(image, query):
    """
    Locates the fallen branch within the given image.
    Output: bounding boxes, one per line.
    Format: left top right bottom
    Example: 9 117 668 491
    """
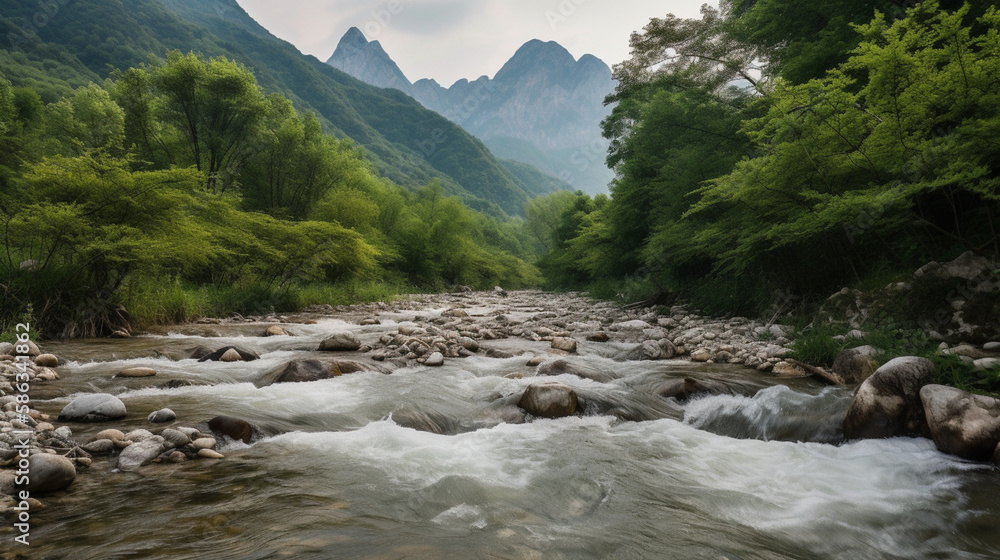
788 359 846 386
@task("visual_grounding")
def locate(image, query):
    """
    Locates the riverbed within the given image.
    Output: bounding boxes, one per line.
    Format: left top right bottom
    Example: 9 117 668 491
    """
13 291 1000 559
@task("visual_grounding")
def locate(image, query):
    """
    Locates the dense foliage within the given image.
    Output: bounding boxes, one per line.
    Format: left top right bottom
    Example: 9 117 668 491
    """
0 53 539 337
530 0 999 318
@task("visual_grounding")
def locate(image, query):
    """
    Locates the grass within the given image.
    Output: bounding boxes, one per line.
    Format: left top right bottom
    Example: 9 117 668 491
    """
122 277 417 330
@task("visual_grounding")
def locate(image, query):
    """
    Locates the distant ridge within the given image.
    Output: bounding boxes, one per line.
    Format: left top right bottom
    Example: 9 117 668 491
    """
327 30 616 194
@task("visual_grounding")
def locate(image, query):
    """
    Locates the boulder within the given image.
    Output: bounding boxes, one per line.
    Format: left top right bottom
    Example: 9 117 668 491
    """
843 357 934 440
832 345 881 384
116 439 166 471
58 393 127 422
518 382 578 418
147 408 176 423
915 251 993 281
551 337 577 353
117 367 157 378
34 354 60 367
262 359 345 385
26 454 76 493
0 342 13 355
586 332 610 342
921 384 1000 461
318 332 362 352
264 325 288 337
208 415 255 444
196 346 260 362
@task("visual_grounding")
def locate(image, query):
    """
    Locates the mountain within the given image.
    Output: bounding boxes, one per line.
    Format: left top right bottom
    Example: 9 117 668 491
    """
0 0 554 215
327 31 616 194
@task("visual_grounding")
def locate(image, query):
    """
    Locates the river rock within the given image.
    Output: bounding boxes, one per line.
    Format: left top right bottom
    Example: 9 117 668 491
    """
843 356 934 440
657 378 716 401
537 359 611 383
125 429 156 442
318 332 362 352
518 382 578 418
458 337 479 352
219 348 243 362
208 416 254 444
424 352 445 366
611 320 650 331
690 349 712 362
264 359 343 384
984 342 1000 352
587 332 610 342
551 337 577 353
160 428 191 448
26 454 76 493
116 439 166 471
92 429 126 442
191 437 217 450
197 448 224 459
772 362 807 377
14 340 40 357
117 367 157 378
58 393 127 422
833 345 881 384
921 384 1000 461
34 354 59 367
197 346 260 362
0 342 13 355
147 408 176 423
81 439 115 455
915 251 993 281
264 325 288 337
974 358 1000 372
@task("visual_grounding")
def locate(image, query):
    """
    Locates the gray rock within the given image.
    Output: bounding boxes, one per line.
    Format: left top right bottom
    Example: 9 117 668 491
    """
551 337 577 353
14 340 40 357
984 342 1000 352
921 384 1000 461
974 358 1000 372
27 454 76 493
833 345 881 384
843 357 935 440
116 439 166 471
518 382 578 418
219 348 243 362
81 439 116 455
117 367 157 378
125 429 156 442
537 359 611 383
92 429 126 442
147 408 176 423
690 349 712 362
610 320 651 331
191 437 217 450
424 352 445 366
160 428 191 448
58 393 127 422
915 251 993 281
264 325 288 337
0 342 13 355
196 346 260 362
318 332 362 352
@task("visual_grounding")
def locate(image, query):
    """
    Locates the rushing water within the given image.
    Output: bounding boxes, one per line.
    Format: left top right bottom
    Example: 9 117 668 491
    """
17 316 1000 560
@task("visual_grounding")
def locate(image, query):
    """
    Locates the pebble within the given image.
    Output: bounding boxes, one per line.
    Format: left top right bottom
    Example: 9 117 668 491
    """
191 437 217 450
197 448 224 459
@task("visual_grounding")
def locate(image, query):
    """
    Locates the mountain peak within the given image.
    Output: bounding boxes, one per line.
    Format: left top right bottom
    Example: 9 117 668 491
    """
327 27 412 91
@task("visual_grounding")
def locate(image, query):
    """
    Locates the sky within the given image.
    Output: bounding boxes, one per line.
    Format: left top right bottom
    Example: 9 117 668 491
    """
235 0 716 86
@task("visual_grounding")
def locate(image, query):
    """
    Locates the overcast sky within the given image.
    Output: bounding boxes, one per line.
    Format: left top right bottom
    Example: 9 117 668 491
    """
235 1 716 86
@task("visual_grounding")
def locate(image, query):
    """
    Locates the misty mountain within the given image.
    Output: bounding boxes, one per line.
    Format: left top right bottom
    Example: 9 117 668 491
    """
327 29 616 194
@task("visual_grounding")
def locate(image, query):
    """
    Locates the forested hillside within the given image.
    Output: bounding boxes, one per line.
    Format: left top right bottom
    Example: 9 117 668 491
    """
0 0 549 215
529 0 999 318
0 50 539 337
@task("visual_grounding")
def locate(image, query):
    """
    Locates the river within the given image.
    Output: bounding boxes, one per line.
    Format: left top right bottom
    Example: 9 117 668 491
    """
15 292 1000 559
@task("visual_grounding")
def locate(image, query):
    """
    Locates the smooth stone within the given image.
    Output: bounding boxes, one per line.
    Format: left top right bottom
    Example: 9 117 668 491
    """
92 429 126 442
0 342 13 355
81 439 116 455
974 358 1000 372
147 408 176 423
537 359 611 383
551 337 577 353
457 337 479 352
117 367 157 378
526 356 546 367
53 426 72 439
984 342 1000 352
58 393 127 422
690 349 712 362
518 382 578 418
35 422 55 432
14 340 41 357
125 429 155 442
197 448 224 459
196 346 260 362
208 416 254 444
191 437 217 450
219 348 243 362
318 332 362 352
160 428 191 448
34 354 59 367
772 361 807 377
424 352 445 366
586 332 610 342
921 384 1000 461
843 356 934 440
26 454 76 493
116 439 166 471
264 325 288 337
833 345 881 384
